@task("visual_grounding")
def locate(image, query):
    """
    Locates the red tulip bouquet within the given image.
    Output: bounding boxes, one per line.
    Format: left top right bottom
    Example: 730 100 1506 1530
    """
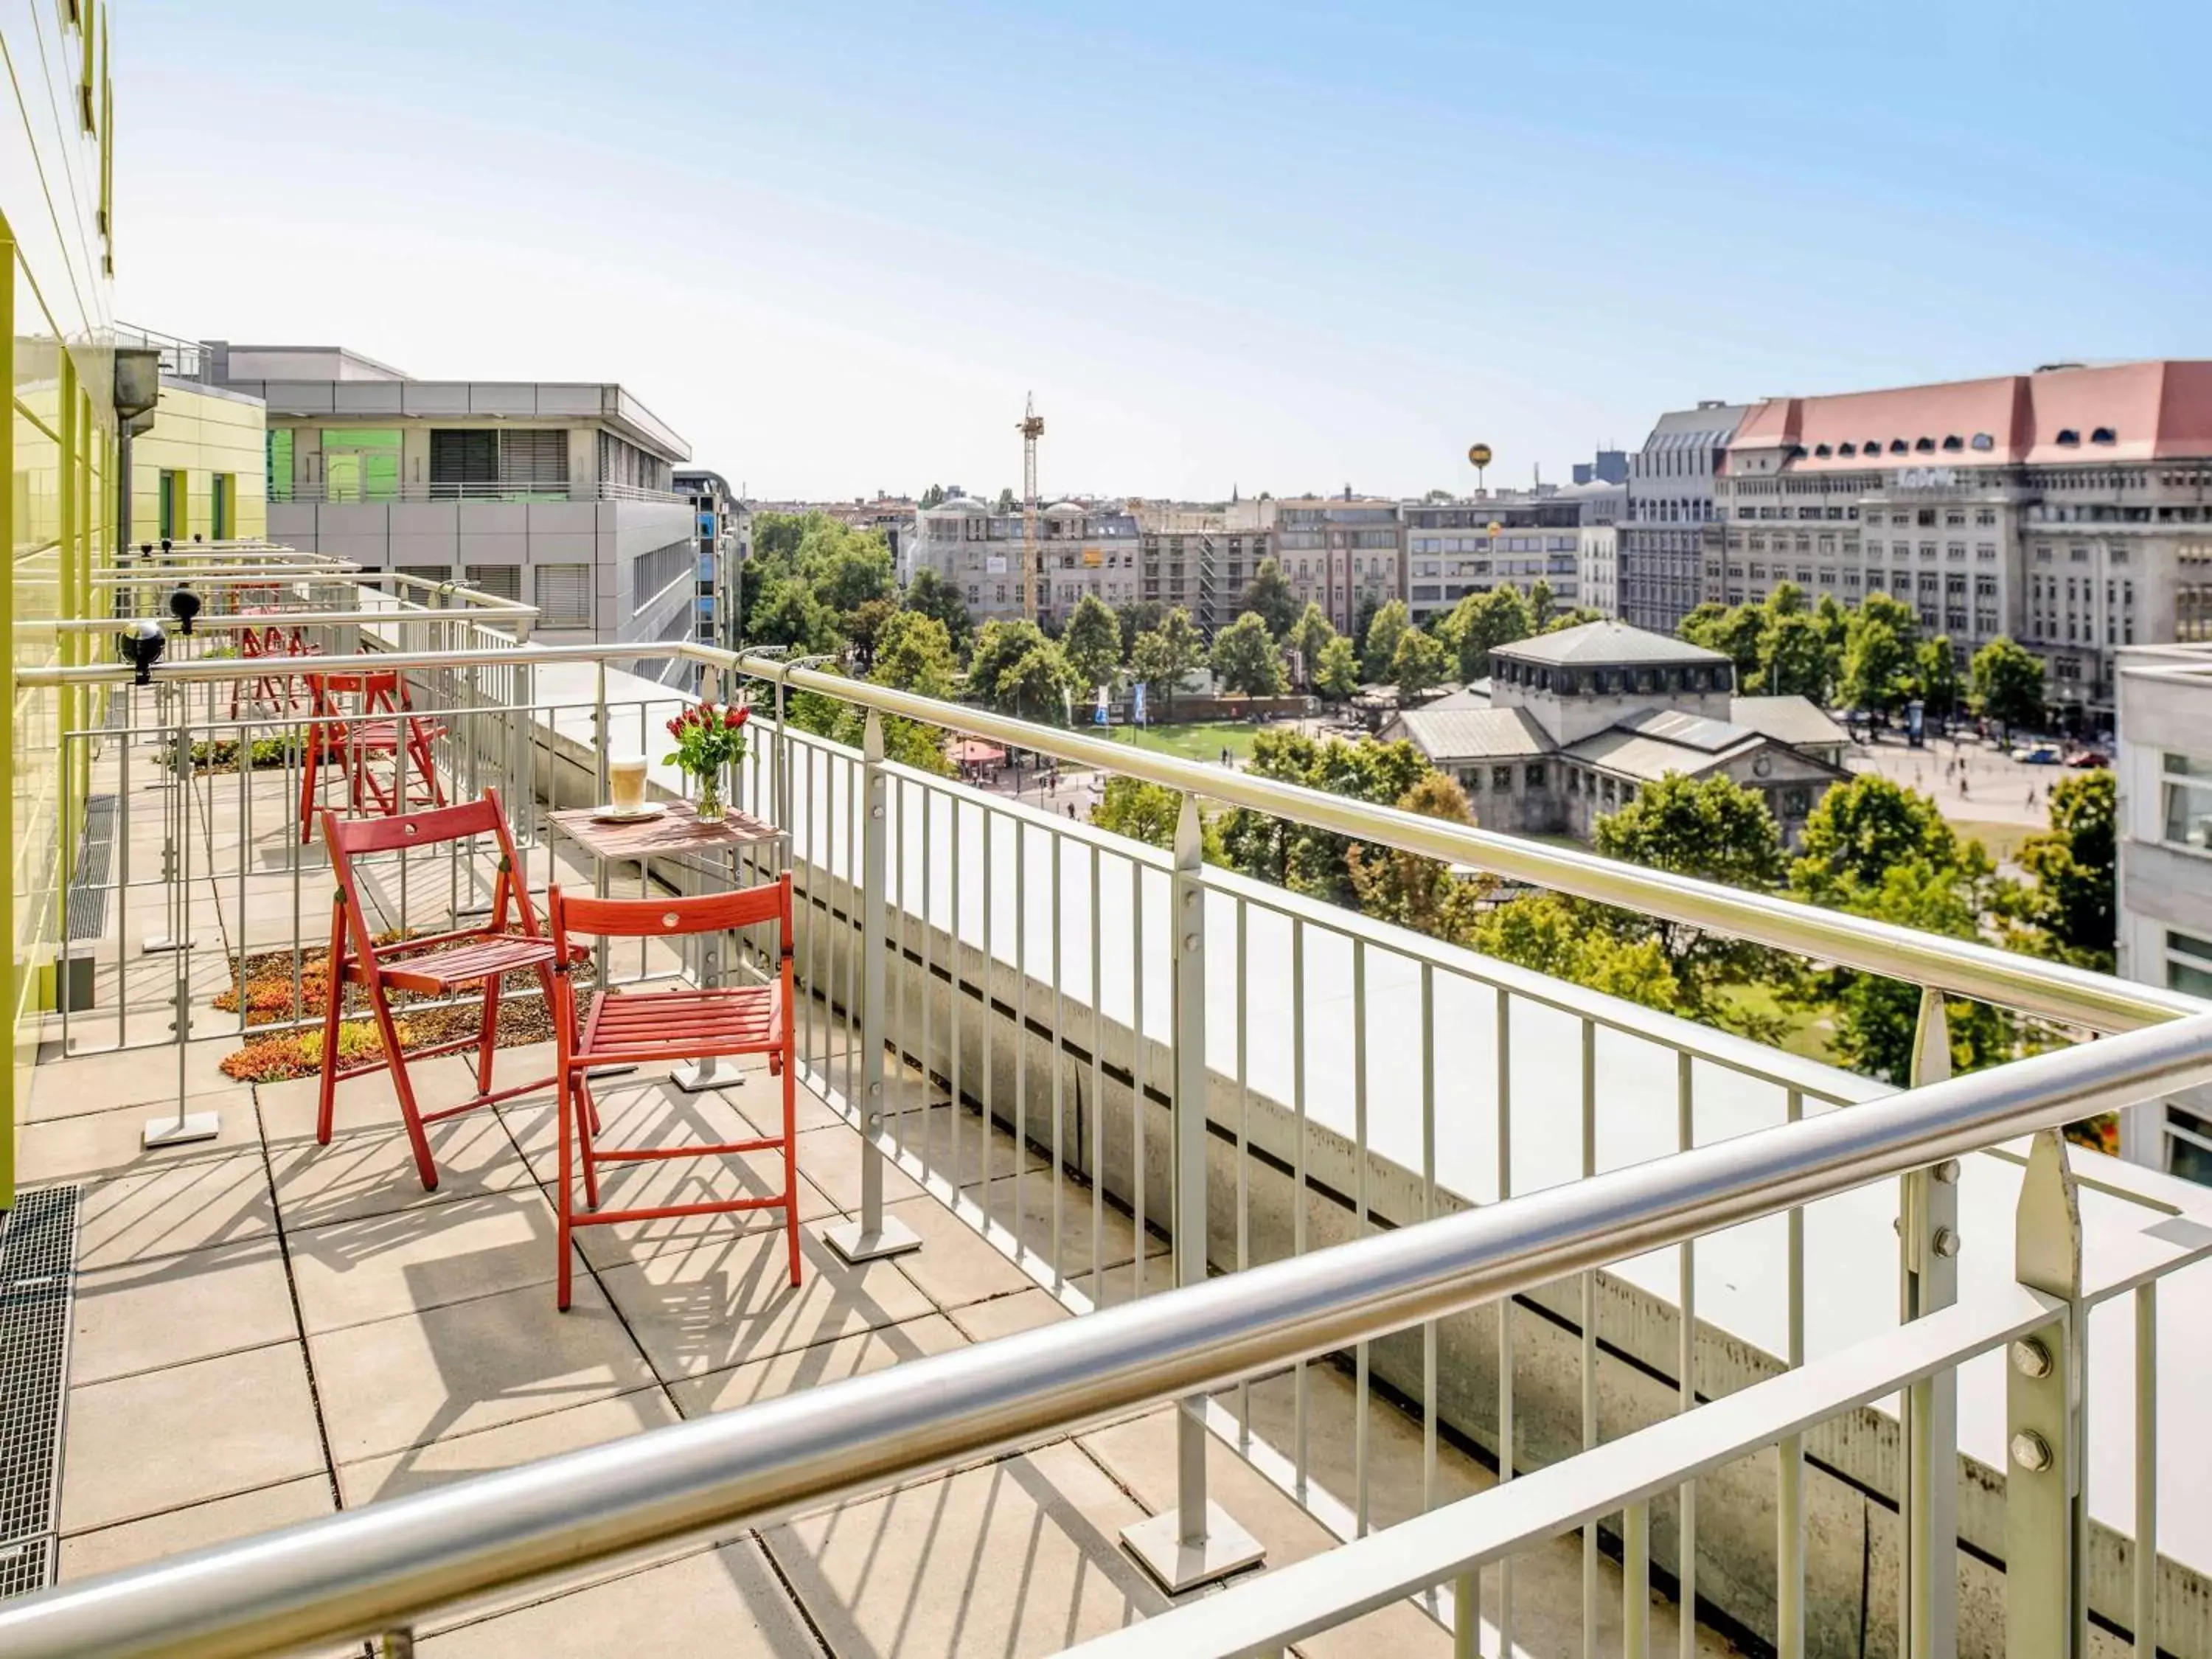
664 700 750 821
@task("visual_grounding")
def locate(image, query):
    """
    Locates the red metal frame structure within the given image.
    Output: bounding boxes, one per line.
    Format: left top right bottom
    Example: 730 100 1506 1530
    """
297 667 448 841
316 789 577 1189
546 877 801 1311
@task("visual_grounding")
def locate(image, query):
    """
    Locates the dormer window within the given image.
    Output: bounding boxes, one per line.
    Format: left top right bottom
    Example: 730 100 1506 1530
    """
1941 435 1964 452
1838 442 1857 456
2056 428 2081 447
1814 443 1832 457
1889 439 1909 454
1970 433 1994 450
1913 437 1935 453
2090 426 2117 445
1865 439 1882 454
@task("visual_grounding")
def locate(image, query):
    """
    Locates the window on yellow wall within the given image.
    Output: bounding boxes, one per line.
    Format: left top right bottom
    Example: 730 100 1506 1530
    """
212 474 234 540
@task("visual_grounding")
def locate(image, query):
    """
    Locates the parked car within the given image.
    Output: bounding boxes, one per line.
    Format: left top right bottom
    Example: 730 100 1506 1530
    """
2067 748 2110 768
2014 743 2063 765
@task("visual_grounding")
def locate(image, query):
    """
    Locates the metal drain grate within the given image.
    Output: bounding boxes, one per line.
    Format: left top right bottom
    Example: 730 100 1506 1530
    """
65 793 116 942
0 1186 80 1599
0 1537 52 1599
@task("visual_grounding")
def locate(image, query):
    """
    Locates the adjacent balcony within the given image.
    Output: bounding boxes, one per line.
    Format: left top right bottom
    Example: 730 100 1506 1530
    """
1 585 2208 1659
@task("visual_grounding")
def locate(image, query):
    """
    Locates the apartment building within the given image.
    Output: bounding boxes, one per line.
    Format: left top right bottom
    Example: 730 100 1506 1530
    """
1266 497 1402 633
905 495 1141 627
1712 362 2212 722
673 467 745 651
1620 402 1750 633
2115 644 2212 1183
202 342 695 658
1567 477 1625 619
1402 492 1579 627
821 495 915 567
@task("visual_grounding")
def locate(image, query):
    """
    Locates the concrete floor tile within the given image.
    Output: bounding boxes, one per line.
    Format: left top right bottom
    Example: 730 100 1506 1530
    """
765 1440 1166 1658
70 1238 298 1385
257 1054 486 1143
309 1276 656 1464
419 1540 820 1658
15 1090 262 1183
878 1194 1040 1314
26 1037 243 1115
598 1224 936 1383
269 1115 532 1230
945 1286 1072 1346
668 1312 967 1420
786 1119 928 1214
338 1388 681 1508
60 1343 324 1534
59 1477 334 1583
964 1169 1166 1284
74 1154 277 1269
288 1189 560 1335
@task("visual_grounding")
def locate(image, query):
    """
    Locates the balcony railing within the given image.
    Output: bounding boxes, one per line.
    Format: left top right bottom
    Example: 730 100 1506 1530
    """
270 478 690 507
2 632 2207 1658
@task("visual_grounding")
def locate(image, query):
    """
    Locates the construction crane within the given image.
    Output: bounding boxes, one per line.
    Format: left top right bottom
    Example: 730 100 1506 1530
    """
1018 392 1044 622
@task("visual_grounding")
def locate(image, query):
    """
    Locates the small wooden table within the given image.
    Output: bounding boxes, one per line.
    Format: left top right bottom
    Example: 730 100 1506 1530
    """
547 799 780 861
549 799 784 1092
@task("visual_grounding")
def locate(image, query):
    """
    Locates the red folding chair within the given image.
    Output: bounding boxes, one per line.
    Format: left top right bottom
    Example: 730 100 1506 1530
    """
317 788 580 1189
546 876 800 1311
299 668 448 841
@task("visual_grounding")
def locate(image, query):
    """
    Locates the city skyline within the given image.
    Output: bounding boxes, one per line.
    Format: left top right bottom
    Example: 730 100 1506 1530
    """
118 1 2210 500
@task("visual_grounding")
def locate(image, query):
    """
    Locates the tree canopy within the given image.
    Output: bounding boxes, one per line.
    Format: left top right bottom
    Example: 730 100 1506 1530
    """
1971 636 2045 731
2004 770 2115 968
1360 599 1411 683
1391 627 1449 700
1062 594 1123 691
1238 557 1302 639
1210 612 1288 696
1440 587 1533 682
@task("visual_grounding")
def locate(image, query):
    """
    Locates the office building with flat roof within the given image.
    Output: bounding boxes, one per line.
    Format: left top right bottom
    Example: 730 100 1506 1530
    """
203 342 695 661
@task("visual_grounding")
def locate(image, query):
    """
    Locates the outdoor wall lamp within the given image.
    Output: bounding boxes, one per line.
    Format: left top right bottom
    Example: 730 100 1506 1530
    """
119 619 165 685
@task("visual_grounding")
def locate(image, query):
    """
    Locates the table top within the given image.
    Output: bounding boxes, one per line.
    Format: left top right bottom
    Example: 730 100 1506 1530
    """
549 799 781 861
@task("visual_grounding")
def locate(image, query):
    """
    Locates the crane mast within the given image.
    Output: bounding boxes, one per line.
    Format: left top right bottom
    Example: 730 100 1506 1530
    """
1018 393 1044 622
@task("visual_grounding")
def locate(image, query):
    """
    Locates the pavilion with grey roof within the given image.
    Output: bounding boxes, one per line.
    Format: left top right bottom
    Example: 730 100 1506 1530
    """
1382 620 1850 841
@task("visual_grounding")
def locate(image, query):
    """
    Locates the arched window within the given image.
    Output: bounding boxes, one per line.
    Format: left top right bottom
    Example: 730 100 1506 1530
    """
1889 439 1910 454
1941 435 1964 452
1838 442 1857 456
2056 429 2081 447
1913 437 1935 453
1970 433 1994 450
2090 426 2117 445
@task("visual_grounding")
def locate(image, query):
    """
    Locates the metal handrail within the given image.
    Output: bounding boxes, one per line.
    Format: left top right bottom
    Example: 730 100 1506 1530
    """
269 478 691 507
6 1013 2208 1659
16 636 2202 1035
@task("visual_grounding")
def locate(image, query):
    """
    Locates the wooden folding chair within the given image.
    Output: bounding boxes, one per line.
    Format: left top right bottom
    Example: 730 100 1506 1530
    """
299 668 448 841
546 876 799 1311
317 788 580 1189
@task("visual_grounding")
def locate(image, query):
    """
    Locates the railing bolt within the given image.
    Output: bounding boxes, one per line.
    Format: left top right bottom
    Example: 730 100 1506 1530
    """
1932 1227 1960 1258
1183 933 1200 953
1933 1158 1961 1183
2010 1430 2053 1472
2010 1337 2053 1379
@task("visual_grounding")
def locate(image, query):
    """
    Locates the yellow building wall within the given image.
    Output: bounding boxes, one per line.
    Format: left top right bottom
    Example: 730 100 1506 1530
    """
131 382 269 545
1 0 117 1204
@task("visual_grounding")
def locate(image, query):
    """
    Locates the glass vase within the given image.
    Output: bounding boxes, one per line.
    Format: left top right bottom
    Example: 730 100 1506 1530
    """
695 770 726 823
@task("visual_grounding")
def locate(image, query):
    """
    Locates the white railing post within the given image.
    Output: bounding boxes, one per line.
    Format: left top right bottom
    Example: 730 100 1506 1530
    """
1901 986 1961 1659
1121 792 1264 1593
2007 1129 2084 1659
823 710 921 1265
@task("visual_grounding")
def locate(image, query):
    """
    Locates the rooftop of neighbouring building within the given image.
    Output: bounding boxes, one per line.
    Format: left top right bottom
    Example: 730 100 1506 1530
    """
1492 619 1728 669
201 341 692 462
1726 359 2212 472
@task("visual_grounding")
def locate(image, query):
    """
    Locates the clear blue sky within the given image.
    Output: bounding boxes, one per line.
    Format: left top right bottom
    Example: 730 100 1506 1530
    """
117 1 2210 503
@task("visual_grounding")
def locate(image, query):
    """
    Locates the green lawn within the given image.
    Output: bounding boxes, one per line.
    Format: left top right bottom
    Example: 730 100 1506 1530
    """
1099 720 1269 765
1950 818 2034 866
1716 982 1837 1065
